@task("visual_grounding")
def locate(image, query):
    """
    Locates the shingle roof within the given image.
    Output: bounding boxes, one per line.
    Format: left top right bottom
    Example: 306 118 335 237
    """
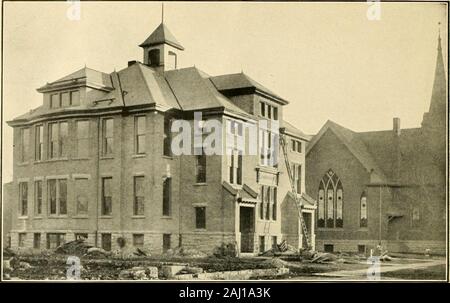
210 73 288 104
139 23 184 50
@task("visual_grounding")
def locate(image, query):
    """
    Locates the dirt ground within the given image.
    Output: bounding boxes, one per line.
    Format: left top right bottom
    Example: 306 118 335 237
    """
3 250 446 281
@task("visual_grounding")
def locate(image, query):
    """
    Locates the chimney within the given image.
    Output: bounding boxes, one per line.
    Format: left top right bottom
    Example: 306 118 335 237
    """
393 117 401 136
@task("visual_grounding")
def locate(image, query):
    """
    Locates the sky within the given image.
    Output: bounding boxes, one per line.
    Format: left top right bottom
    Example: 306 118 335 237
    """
1 1 448 183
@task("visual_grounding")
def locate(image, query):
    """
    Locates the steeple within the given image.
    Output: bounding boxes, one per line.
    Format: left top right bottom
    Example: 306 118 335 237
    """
422 27 447 129
139 21 184 72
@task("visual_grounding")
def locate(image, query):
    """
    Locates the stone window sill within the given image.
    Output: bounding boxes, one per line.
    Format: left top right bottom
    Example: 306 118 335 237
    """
18 162 30 166
18 216 29 220
131 215 145 219
100 156 114 160
46 158 69 162
33 216 43 220
99 215 113 219
161 216 172 219
73 215 89 219
72 157 90 161
132 154 146 159
162 155 174 160
48 215 69 218
194 183 208 186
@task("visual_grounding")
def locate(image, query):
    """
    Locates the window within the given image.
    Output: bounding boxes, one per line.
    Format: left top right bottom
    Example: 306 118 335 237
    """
76 120 90 158
163 116 172 156
134 176 145 216
47 233 65 249
33 233 41 249
291 139 302 153
360 192 368 228
50 93 60 108
61 92 70 107
265 186 270 220
75 233 88 241
259 102 278 120
102 118 114 156
259 130 276 167
148 49 161 66
133 234 144 248
20 128 30 162
228 149 242 185
75 178 89 215
48 122 68 158
260 102 266 117
35 125 43 161
48 179 67 216
101 234 111 251
162 177 171 216
272 236 278 250
317 170 343 228
195 148 206 183
34 180 42 216
324 244 334 253
358 245 366 254
102 177 112 216
259 236 265 253
59 179 67 215
272 188 277 221
259 186 264 220
273 107 278 120
19 233 26 247
195 207 206 229
163 234 171 252
19 182 28 216
70 90 80 105
292 164 302 194
135 116 146 154
412 207 420 228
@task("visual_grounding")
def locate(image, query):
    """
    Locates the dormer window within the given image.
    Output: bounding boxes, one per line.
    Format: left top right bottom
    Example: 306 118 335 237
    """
49 90 80 108
50 94 60 108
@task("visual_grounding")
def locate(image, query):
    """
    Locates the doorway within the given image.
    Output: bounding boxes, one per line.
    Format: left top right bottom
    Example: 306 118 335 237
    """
239 206 255 253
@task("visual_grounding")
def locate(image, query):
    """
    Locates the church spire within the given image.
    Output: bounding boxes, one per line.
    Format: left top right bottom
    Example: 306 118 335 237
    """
429 24 446 115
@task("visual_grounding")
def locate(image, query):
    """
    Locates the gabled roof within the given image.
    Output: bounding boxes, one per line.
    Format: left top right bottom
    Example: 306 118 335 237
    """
139 23 184 50
306 120 388 182
210 72 288 104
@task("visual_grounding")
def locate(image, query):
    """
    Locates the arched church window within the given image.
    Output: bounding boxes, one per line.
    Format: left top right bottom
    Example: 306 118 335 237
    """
318 182 325 228
317 169 344 228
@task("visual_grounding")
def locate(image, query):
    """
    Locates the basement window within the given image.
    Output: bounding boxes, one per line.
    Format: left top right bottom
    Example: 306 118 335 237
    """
195 207 206 229
18 233 26 247
324 244 334 253
133 234 144 248
33 233 41 249
47 233 65 249
101 234 112 251
163 234 171 252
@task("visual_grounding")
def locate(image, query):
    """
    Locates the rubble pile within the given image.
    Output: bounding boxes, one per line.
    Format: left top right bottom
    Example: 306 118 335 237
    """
54 239 93 255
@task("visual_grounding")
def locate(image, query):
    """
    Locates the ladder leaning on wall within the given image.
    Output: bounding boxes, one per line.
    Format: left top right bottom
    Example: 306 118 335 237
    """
279 134 312 250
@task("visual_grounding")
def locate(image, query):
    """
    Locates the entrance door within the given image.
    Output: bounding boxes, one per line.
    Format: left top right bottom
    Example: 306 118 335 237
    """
239 206 255 253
